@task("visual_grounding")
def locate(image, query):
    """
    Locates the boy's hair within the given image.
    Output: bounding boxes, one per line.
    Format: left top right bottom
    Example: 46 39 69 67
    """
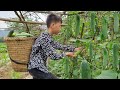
46 13 62 28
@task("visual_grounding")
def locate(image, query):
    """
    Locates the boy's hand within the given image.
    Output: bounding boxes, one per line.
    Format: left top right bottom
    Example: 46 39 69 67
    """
65 52 76 58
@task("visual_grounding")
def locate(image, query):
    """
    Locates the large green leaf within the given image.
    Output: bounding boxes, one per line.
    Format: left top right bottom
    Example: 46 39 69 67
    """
81 60 91 79
95 70 117 79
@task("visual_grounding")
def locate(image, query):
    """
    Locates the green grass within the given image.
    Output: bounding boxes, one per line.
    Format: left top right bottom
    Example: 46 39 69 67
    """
0 42 9 67
10 71 22 79
0 42 23 79
0 42 7 53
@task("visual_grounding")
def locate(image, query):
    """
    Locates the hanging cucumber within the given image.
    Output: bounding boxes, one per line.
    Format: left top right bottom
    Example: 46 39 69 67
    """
103 48 108 69
90 13 96 35
75 14 80 37
64 57 70 78
113 43 119 70
114 12 119 33
102 17 108 40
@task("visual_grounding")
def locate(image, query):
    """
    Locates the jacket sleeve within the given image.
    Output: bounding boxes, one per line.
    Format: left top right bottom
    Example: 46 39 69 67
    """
51 40 76 52
40 37 66 60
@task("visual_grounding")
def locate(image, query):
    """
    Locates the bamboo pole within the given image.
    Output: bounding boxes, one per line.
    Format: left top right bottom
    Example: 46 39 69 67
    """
0 17 67 26
0 17 45 24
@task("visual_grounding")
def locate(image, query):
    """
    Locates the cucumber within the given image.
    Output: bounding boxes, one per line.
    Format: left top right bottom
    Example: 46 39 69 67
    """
102 17 107 39
90 13 95 34
113 43 119 70
7 31 33 37
12 33 16 37
81 60 91 79
114 12 119 33
75 14 80 37
15 32 33 37
16 36 27 37
21 32 33 36
89 42 93 59
7 30 14 37
103 48 108 69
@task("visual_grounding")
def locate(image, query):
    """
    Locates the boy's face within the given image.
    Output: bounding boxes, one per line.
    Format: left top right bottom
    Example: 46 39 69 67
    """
50 21 62 35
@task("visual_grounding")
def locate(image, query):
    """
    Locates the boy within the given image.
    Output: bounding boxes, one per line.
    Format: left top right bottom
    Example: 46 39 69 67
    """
28 13 81 79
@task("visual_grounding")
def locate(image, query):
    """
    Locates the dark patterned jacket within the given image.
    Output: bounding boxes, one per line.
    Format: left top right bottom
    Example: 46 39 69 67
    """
28 32 75 73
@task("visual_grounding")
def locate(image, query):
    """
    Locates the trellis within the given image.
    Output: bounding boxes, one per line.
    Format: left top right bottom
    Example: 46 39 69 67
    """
0 11 86 34
0 11 68 33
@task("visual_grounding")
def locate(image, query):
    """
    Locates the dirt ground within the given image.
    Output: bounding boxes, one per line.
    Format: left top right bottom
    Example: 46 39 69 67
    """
0 62 32 79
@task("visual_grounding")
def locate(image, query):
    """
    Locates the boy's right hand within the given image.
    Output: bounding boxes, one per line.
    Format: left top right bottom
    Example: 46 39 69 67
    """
65 52 76 58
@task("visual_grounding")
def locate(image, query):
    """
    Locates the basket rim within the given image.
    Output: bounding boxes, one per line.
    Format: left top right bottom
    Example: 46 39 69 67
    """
4 36 37 41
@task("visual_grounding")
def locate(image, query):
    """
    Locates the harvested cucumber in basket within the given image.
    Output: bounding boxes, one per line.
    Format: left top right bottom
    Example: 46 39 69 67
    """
16 32 33 37
7 30 14 37
8 32 34 37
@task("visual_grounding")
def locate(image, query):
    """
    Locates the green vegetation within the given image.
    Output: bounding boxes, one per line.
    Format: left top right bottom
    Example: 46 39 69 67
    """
48 11 120 79
1 11 120 79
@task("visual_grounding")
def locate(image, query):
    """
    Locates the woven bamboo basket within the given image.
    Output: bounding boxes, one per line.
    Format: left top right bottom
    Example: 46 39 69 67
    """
4 37 36 72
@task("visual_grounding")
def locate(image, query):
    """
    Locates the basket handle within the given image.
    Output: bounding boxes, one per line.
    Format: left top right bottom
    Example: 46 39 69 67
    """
10 57 28 65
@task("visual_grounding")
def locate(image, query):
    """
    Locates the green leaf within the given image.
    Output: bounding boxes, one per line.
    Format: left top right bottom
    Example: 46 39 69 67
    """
79 39 91 43
95 54 101 60
73 69 78 79
75 40 80 47
69 38 76 43
96 36 101 41
116 34 120 38
98 42 108 48
96 70 117 79
107 41 113 50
